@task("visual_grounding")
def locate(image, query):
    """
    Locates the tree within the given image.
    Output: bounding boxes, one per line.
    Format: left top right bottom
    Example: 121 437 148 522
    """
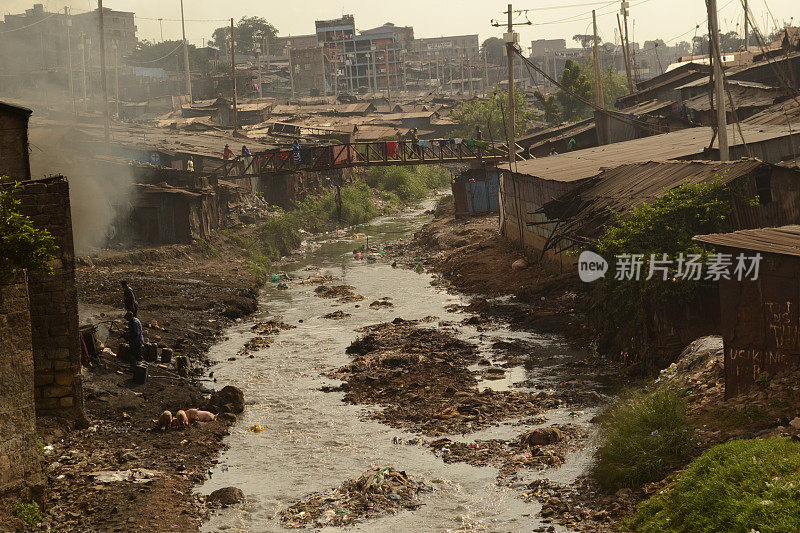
556 59 592 121
450 87 531 139
124 40 210 73
675 40 691 57
0 178 58 283
720 30 741 53
533 90 560 125
481 37 505 65
692 35 709 56
573 34 596 50
643 39 666 51
210 16 278 55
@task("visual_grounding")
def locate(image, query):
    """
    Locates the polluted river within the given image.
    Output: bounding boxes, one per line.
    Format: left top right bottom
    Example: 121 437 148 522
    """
196 198 606 532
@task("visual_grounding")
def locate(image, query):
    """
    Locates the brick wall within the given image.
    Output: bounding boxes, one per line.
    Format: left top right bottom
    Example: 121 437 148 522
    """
16 177 88 427
0 275 45 499
0 105 32 180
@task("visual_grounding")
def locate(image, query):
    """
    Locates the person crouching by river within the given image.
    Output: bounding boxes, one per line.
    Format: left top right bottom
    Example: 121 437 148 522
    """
125 311 145 364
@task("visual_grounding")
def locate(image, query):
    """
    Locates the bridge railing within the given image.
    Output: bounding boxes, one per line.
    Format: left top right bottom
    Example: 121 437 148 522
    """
212 139 510 178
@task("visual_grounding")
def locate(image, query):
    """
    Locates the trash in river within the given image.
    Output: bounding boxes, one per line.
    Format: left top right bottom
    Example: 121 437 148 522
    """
270 274 281 282
276 282 289 290
247 424 267 433
279 466 425 528
89 469 158 484
314 284 365 302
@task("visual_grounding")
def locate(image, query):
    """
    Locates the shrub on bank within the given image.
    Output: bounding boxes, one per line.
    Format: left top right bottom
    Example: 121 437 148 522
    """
11 502 42 526
627 437 800 532
590 388 691 491
366 166 451 204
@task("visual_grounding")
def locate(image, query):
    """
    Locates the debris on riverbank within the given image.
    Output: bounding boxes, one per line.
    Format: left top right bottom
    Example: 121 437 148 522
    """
314 284 366 302
326 319 546 435
279 466 425 528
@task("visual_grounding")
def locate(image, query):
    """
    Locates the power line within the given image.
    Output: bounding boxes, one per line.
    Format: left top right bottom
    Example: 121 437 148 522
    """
0 11 59 33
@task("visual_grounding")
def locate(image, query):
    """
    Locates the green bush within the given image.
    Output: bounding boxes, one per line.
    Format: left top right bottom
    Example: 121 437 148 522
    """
1 177 58 282
591 388 691 491
11 501 42 526
628 437 800 532
366 166 450 204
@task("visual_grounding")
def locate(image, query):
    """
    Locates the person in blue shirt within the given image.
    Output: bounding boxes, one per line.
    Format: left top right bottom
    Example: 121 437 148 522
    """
125 311 144 363
292 140 301 167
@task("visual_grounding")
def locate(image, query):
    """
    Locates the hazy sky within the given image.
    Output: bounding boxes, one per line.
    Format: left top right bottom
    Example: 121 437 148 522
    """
3 0 797 49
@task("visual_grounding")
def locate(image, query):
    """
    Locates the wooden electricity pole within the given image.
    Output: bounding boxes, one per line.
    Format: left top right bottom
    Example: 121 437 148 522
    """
743 0 749 49
592 10 607 145
180 0 192 100
617 13 634 93
506 3 516 160
385 43 391 105
98 0 110 148
708 0 729 160
65 7 76 116
230 18 238 130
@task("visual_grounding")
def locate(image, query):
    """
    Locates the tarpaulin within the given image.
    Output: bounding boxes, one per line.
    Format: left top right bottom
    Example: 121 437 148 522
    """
386 141 398 158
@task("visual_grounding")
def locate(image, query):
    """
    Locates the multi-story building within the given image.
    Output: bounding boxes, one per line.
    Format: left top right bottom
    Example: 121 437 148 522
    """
314 15 403 93
276 34 319 56
289 47 326 96
0 3 136 76
410 35 480 61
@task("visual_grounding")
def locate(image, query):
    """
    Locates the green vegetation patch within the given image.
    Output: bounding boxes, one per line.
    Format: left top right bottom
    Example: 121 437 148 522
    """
591 388 691 491
11 501 42 527
628 437 800 533
366 166 451 205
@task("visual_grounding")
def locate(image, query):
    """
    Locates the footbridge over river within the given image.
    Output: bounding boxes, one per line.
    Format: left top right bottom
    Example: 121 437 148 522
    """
212 139 515 178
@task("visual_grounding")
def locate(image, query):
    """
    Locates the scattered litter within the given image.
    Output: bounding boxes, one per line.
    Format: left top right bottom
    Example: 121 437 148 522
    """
89 469 158 484
248 424 267 433
279 466 425 528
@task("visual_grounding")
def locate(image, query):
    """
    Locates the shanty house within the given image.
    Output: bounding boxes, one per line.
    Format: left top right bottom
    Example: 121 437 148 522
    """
0 101 32 179
452 168 500 217
694 226 800 398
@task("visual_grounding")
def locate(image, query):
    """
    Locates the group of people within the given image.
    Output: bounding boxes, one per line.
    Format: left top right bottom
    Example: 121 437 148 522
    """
223 144 253 160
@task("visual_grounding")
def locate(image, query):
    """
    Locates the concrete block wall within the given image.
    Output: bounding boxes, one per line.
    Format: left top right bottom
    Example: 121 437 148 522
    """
0 276 45 498
16 177 87 426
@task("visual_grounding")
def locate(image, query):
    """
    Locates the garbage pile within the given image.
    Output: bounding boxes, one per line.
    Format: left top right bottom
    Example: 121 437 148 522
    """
279 466 424 528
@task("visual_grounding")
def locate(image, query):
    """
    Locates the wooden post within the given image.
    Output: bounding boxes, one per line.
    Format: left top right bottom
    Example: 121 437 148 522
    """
180 0 192 100
385 43 391 104
230 18 238 130
708 0 729 160
98 0 110 149
506 3 515 160
617 13 634 93
592 10 606 145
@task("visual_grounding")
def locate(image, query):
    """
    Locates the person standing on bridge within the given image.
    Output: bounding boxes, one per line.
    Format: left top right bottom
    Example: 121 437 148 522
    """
410 128 420 158
475 126 483 141
223 144 234 160
292 140 301 168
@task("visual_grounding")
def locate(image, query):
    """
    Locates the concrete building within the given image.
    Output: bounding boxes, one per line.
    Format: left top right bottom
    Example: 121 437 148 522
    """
290 47 326 96
0 101 32 180
276 34 319 56
411 34 480 60
315 15 403 93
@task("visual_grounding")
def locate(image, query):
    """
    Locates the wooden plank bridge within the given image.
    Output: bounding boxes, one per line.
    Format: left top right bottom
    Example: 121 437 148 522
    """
213 139 513 178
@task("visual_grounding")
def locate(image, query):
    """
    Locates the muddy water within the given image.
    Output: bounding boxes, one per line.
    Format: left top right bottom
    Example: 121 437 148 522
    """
198 200 597 532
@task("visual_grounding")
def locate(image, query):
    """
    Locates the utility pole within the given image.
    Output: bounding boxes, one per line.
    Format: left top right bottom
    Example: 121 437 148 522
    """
460 57 465 93
506 4 516 164
288 46 296 99
230 18 238 130
743 0 749 50
483 51 488 97
158 18 163 42
592 10 606 144
256 42 263 98
113 41 119 117
180 0 192 101
384 43 391 105
65 7 76 116
622 2 635 86
98 0 110 148
466 52 474 98
617 13 634 93
80 31 88 112
708 0 729 161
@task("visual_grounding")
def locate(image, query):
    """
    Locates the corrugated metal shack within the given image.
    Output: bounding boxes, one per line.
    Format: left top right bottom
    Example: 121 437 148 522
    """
694 226 800 398
497 125 800 268
452 168 500 217
535 159 800 264
0 100 32 179
128 183 218 244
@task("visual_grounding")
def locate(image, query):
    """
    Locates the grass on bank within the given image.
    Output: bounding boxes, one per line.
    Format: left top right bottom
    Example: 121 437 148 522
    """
627 437 800 533
209 168 450 280
590 388 692 491
11 502 42 527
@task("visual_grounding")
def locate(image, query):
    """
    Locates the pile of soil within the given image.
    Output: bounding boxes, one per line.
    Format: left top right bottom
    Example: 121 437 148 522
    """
279 466 424 528
326 319 544 435
322 310 351 320
237 320 296 357
314 284 365 302
426 423 586 479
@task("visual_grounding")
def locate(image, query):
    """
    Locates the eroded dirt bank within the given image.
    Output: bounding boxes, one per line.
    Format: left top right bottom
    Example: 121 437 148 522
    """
18 229 267 532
